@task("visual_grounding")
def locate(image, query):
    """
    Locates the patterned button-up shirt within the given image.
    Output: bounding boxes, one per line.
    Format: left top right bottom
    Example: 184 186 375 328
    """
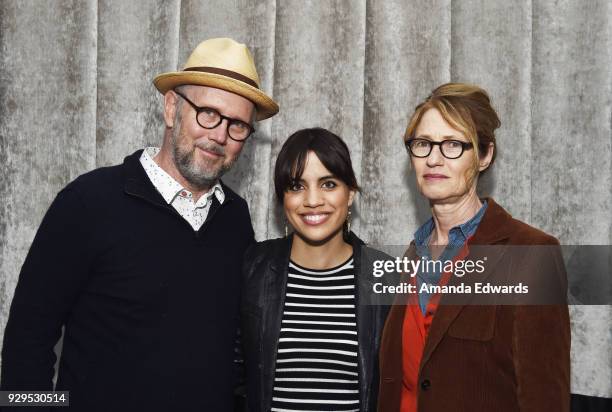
139 147 225 231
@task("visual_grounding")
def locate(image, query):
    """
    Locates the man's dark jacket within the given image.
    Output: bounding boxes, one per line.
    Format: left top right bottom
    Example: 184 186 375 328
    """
240 232 390 411
1 150 254 411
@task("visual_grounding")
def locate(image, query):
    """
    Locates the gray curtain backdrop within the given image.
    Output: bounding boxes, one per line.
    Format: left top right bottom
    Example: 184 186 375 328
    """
1 0 610 398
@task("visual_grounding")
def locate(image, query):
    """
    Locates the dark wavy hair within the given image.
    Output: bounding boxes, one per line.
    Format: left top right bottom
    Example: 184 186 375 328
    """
274 128 360 203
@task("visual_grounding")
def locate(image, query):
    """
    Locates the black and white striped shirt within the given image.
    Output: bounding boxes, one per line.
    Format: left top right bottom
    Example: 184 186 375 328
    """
271 256 360 412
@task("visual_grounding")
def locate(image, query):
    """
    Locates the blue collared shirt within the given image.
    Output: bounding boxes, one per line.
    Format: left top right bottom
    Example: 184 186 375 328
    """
413 200 488 314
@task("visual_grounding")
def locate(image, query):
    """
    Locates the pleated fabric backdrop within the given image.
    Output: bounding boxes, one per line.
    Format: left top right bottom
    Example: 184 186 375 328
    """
0 0 610 403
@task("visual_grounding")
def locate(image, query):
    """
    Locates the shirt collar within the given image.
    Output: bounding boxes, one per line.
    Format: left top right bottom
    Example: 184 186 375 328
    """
414 199 488 247
454 200 487 242
140 147 225 207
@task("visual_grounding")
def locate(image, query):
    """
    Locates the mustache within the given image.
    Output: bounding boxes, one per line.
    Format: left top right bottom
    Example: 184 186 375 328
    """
194 141 225 156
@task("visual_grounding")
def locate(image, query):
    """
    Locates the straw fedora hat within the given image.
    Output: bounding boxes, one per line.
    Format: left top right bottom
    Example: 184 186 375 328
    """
153 38 279 120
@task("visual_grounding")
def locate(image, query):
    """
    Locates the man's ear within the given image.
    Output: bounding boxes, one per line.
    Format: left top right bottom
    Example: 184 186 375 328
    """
479 143 495 172
163 91 179 128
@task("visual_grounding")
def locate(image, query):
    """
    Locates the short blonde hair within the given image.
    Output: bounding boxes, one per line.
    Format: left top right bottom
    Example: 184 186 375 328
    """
405 83 500 182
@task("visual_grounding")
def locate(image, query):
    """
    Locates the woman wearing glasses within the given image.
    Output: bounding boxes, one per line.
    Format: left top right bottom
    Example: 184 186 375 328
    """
377 83 570 412
241 128 389 412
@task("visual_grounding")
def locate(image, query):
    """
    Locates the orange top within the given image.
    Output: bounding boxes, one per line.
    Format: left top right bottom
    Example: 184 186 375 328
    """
400 243 470 412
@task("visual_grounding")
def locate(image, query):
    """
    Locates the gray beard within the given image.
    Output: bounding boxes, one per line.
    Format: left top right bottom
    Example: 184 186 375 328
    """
170 122 233 191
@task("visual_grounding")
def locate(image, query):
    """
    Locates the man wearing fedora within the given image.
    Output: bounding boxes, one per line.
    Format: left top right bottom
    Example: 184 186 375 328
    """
1 38 278 411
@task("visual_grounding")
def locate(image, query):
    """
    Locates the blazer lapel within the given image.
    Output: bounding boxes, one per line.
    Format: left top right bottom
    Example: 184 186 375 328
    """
419 198 513 370
352 238 384 409
261 237 292 411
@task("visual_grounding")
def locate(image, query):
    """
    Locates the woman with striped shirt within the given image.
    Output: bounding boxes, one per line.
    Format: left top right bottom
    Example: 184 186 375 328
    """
241 128 390 412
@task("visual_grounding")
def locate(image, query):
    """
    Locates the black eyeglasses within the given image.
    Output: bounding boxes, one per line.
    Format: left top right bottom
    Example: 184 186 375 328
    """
405 138 473 159
174 90 255 141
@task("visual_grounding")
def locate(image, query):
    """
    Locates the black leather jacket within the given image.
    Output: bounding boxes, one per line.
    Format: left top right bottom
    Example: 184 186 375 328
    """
240 232 390 412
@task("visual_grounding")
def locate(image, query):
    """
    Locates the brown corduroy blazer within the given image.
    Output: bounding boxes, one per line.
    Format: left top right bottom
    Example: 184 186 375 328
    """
377 198 570 412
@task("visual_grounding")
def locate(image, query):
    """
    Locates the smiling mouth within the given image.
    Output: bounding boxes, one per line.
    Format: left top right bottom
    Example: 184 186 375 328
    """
197 146 223 159
300 213 331 226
